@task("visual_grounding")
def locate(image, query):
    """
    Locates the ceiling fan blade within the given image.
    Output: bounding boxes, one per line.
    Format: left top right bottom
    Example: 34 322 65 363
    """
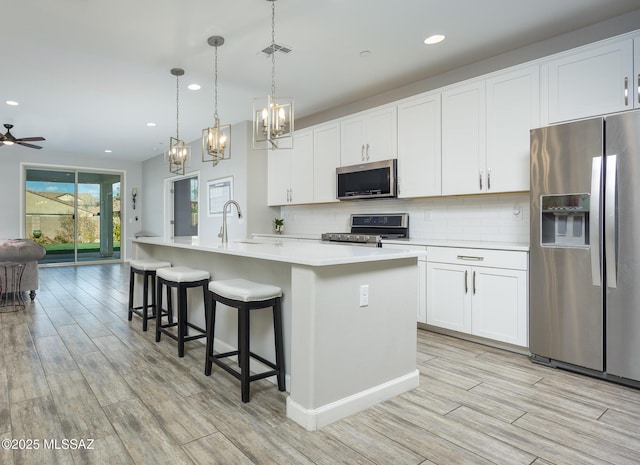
16 141 43 149
17 136 46 142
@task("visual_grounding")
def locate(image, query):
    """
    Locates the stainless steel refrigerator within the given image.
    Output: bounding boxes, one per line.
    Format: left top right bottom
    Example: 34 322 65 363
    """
530 110 640 386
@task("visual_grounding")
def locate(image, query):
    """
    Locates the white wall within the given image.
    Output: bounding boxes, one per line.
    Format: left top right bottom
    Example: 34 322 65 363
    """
139 120 278 241
0 148 142 259
281 193 530 244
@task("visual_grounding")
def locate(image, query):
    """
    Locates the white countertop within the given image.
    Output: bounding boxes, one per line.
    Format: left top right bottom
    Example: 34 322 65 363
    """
253 233 529 252
132 236 424 267
383 238 529 252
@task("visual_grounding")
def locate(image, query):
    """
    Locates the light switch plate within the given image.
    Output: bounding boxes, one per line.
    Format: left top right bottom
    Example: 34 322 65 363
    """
359 284 369 307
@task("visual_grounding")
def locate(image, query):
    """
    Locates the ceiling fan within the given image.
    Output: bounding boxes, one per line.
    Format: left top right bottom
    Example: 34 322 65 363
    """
0 124 46 149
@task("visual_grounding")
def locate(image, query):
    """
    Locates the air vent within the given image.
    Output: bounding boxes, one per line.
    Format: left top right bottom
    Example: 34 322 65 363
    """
260 43 292 57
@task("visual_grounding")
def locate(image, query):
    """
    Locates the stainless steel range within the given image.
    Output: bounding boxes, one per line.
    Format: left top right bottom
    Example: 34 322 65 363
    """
322 213 409 247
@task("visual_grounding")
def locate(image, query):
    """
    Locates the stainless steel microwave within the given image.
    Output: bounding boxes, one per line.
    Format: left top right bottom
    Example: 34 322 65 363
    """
336 159 397 200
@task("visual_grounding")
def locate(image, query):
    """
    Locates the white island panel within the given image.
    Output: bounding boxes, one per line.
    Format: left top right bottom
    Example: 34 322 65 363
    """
288 260 419 430
132 236 421 430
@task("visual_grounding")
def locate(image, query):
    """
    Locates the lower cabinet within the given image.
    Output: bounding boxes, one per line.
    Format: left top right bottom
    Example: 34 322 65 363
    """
426 247 528 347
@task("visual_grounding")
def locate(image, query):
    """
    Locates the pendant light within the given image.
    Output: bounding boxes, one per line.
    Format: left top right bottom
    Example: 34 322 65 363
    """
167 68 190 175
253 0 294 150
202 36 231 165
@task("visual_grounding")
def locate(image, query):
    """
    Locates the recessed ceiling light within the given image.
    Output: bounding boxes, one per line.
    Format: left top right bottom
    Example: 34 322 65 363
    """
187 83 201 90
5 100 19 106
359 50 372 58
424 34 445 45
104 149 112 153
146 122 156 127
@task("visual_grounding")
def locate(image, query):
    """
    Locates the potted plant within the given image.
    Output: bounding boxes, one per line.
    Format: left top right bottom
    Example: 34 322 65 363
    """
274 218 284 234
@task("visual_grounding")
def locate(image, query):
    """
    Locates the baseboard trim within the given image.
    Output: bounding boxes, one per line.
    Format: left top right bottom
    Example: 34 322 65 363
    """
286 369 420 431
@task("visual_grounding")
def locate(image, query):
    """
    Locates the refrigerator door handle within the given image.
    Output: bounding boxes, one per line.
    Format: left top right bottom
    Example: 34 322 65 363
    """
605 155 618 289
590 156 602 287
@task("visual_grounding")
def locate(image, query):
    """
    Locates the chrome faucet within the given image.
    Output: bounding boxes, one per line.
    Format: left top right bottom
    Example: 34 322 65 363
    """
219 200 243 244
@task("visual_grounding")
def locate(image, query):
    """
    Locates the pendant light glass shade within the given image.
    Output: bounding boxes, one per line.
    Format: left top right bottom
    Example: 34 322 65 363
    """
166 68 191 175
253 0 294 150
253 95 293 149
168 137 190 175
202 36 231 165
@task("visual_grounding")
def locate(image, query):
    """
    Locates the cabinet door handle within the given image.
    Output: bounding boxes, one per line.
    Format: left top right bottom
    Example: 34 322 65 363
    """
487 168 491 191
472 271 477 295
366 144 370 160
479 170 483 190
361 144 365 161
464 270 468 294
457 255 484 261
624 77 629 106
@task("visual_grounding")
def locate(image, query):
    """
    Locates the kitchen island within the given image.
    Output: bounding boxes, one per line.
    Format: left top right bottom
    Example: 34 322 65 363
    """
132 236 422 430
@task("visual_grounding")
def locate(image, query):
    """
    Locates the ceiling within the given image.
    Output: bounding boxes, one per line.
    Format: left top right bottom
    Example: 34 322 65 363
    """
2 0 639 162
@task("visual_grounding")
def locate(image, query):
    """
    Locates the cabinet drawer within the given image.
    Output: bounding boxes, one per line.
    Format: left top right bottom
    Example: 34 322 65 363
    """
426 246 527 270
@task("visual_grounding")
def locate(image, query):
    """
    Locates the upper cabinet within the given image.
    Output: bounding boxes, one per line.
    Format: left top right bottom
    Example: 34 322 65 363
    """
485 65 539 193
543 39 635 124
441 80 486 196
441 65 539 196
397 92 441 198
266 30 640 206
635 37 640 109
340 104 397 166
267 129 314 206
313 121 341 203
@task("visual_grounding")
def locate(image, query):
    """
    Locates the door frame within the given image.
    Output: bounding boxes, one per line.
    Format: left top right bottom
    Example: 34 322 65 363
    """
163 170 201 239
21 162 126 264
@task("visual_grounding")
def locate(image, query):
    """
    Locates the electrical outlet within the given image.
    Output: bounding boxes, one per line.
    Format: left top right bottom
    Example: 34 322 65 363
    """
359 284 369 307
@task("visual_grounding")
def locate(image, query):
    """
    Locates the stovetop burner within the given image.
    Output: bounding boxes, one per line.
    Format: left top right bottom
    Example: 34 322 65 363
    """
321 213 409 245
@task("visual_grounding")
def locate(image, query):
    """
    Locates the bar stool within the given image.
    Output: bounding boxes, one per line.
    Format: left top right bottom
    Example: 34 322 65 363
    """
128 259 171 331
204 278 285 402
156 266 210 357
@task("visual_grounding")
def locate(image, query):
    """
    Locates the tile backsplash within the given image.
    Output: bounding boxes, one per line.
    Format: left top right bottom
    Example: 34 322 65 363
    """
280 193 530 244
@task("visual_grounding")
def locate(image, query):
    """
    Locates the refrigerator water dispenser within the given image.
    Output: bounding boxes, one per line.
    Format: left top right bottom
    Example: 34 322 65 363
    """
540 194 590 247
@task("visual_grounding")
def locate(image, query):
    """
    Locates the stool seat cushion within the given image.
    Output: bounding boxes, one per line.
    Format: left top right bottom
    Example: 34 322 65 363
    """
157 266 209 283
209 279 282 302
130 259 172 271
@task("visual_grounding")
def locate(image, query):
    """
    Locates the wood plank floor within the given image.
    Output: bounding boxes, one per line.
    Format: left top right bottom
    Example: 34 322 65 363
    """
1 263 640 464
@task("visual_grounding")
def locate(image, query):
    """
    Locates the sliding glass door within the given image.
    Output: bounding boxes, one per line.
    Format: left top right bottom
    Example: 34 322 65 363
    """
25 168 122 264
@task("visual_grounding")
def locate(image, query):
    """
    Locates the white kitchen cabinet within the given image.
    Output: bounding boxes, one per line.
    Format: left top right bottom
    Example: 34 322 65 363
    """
426 262 470 332
267 150 290 206
485 65 539 192
426 247 528 347
340 104 397 166
313 121 340 203
634 37 640 109
441 80 486 196
397 92 441 198
544 39 635 123
267 129 314 206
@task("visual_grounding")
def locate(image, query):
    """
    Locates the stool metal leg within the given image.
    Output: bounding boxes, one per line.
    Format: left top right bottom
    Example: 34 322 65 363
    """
155 279 163 342
204 296 216 376
141 272 150 331
239 306 251 402
273 298 286 391
127 268 135 322
178 284 187 357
